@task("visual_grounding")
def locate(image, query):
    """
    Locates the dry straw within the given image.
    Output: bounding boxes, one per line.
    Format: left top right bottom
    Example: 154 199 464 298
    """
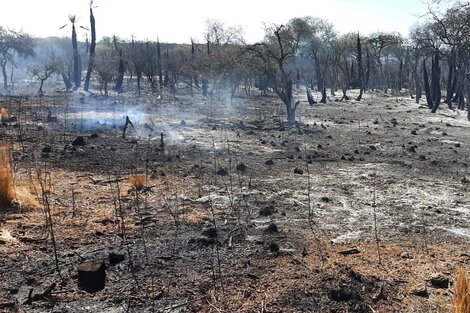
0 144 15 209
454 268 470 313
128 174 146 190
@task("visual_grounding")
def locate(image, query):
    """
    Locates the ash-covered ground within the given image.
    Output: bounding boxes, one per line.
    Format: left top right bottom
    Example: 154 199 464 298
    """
0 89 469 312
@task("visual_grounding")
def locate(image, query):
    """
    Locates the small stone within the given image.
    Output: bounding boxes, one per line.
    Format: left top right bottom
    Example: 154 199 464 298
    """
108 252 125 265
42 146 52 153
265 159 274 166
202 227 218 238
294 167 303 175
411 287 429 298
216 167 228 176
77 260 106 293
269 242 280 253
259 206 274 216
72 136 86 146
400 252 413 259
265 223 278 233
430 273 449 288
236 163 247 172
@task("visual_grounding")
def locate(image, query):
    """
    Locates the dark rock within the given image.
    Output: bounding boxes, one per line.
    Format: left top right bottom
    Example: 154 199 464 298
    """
411 287 429 298
216 167 228 176
294 167 303 175
430 273 449 288
202 227 218 238
108 252 125 265
42 146 52 154
259 206 274 216
265 159 274 166
329 287 354 302
89 133 99 139
338 247 360 256
265 223 278 233
72 136 86 146
411 130 417 135
78 260 106 293
236 163 247 172
269 242 280 253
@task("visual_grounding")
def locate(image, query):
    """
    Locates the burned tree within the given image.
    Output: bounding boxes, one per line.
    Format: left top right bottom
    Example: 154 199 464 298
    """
113 36 125 93
251 24 299 125
70 15 81 89
31 58 60 96
0 27 34 89
84 0 96 92
356 33 364 101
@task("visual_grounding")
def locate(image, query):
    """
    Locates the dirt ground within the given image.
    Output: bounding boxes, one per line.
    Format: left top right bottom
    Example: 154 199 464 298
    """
0 88 469 312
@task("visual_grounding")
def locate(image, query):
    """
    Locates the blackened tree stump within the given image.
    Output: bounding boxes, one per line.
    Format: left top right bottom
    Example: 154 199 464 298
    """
78 260 106 293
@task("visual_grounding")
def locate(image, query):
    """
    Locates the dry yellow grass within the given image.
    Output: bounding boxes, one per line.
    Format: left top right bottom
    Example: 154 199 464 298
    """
14 184 40 209
128 174 146 190
0 107 7 118
454 268 470 313
0 144 15 209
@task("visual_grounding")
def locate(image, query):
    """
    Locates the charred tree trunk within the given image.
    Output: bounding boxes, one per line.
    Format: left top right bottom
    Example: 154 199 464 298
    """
365 49 371 91
84 5 96 92
306 87 316 105
320 86 327 103
340 88 350 101
444 52 456 108
62 72 72 90
72 24 81 89
423 60 433 109
356 34 364 101
1 61 8 89
202 78 208 97
431 53 441 113
113 37 124 93
157 39 163 87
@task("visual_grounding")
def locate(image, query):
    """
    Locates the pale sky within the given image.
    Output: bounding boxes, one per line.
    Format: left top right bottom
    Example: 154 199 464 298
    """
1 0 429 43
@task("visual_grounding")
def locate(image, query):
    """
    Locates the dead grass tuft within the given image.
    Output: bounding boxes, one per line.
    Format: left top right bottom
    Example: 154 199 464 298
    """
14 184 41 209
128 174 146 190
0 107 7 118
0 144 15 209
454 268 470 313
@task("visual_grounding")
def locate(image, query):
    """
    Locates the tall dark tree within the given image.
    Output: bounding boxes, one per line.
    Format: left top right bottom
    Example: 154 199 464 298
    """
68 15 81 89
423 60 433 109
84 1 96 92
157 39 163 87
356 33 364 101
113 36 124 93
430 53 441 113
0 27 34 88
251 25 299 125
